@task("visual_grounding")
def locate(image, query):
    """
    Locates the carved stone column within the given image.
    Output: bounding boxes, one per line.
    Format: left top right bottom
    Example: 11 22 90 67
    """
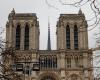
20 23 25 50
71 56 75 68
78 23 83 49
31 53 37 80
30 24 35 49
12 24 16 48
60 52 66 80
83 26 88 49
8 20 13 47
83 53 89 80
70 24 74 49
57 54 60 69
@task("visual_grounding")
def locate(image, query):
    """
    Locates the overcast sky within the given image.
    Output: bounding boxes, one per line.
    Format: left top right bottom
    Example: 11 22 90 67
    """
0 0 99 50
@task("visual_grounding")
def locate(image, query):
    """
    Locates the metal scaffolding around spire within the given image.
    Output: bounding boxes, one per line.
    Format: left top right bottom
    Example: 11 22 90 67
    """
47 17 51 50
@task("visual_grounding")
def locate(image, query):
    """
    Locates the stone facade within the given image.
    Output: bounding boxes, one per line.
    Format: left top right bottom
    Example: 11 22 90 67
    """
6 9 39 50
5 9 93 80
56 12 88 50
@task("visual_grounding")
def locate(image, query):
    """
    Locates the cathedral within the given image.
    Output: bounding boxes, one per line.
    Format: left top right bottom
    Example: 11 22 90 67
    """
4 9 93 80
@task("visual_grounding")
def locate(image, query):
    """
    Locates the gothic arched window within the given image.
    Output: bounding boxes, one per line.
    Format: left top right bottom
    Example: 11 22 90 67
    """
74 25 78 49
16 24 21 50
39 56 57 69
66 25 70 49
24 24 29 50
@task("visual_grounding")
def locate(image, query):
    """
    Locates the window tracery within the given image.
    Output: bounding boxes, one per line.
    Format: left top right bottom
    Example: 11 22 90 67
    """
74 25 78 49
39 55 57 69
16 24 21 50
24 23 29 50
66 25 70 49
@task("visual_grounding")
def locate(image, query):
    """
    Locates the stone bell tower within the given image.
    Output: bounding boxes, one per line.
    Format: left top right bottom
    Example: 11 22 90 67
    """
56 9 93 80
6 9 39 50
56 9 88 50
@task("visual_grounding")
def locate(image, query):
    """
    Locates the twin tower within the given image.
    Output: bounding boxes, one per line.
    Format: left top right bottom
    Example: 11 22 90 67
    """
6 9 88 50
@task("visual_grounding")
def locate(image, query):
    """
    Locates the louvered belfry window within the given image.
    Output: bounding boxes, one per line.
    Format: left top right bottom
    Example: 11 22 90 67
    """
74 25 78 49
66 25 70 49
16 25 21 50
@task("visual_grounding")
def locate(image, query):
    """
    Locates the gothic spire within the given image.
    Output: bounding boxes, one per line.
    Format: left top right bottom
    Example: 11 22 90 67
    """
47 18 51 50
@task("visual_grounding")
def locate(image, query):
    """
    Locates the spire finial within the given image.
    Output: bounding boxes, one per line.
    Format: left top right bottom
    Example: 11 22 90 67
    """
47 17 51 50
